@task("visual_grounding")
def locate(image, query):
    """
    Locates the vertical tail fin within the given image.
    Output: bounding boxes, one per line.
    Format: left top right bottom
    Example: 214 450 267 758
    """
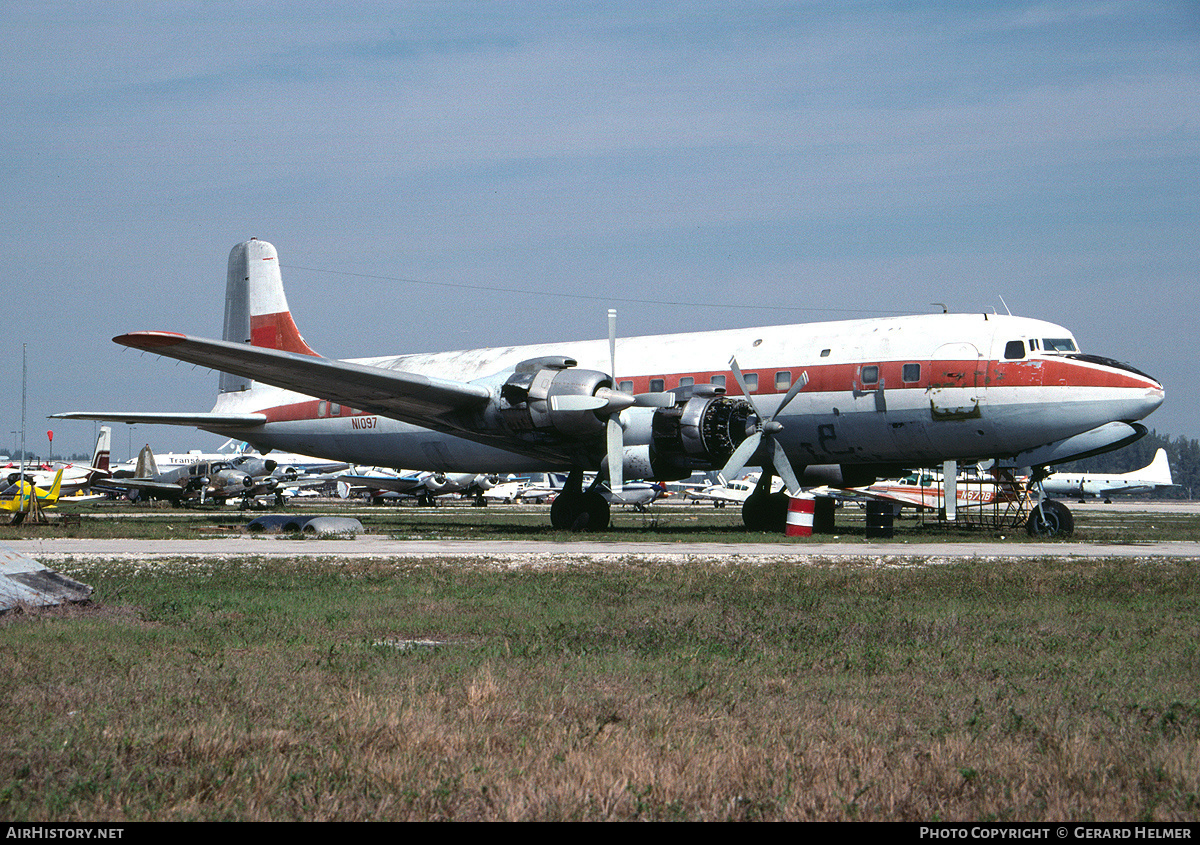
1147 448 1173 485
135 445 159 479
222 238 319 393
88 426 111 481
45 469 63 502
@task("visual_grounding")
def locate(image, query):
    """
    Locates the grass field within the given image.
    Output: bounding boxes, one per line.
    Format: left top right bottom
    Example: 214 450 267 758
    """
2 499 1200 821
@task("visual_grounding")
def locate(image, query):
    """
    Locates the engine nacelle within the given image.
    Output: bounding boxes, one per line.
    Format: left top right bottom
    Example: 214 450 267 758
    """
495 357 613 439
613 390 756 481
488 362 760 481
652 392 756 475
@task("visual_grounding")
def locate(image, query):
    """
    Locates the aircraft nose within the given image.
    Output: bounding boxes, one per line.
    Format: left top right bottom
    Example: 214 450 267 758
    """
1122 368 1165 421
1077 355 1165 423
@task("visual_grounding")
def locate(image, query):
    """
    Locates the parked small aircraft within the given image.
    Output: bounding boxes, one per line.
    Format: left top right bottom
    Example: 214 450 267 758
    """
480 475 535 503
3 427 111 496
54 239 1166 534
479 472 567 504
0 469 63 512
1042 448 1174 502
685 472 785 508
97 446 301 506
110 439 347 478
822 466 1028 512
335 467 495 505
600 480 668 512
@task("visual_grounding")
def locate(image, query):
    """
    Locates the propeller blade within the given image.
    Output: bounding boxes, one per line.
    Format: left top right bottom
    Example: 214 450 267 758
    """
773 370 809 419
608 308 617 383
720 431 762 481
632 392 677 408
607 416 624 496
771 439 801 496
729 356 763 417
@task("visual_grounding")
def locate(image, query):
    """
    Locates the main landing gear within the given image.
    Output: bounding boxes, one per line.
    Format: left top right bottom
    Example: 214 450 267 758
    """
549 468 611 531
741 467 790 533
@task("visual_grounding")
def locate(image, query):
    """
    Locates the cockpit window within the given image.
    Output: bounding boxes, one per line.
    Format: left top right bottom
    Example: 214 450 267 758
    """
1043 338 1078 353
1004 340 1026 360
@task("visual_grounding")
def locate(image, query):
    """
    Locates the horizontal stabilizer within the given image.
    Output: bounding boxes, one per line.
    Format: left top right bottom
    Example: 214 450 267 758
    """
50 411 267 427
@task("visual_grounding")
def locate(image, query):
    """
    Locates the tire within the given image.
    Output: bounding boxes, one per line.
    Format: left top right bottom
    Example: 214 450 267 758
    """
742 490 790 532
550 490 611 531
1026 499 1074 538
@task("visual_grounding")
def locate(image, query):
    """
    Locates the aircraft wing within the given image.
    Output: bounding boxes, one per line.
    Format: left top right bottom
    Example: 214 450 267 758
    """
91 478 189 500
335 473 427 495
109 332 492 428
806 484 927 509
51 411 268 427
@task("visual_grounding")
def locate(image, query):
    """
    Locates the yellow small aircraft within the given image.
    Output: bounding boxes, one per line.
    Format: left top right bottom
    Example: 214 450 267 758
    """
0 468 64 512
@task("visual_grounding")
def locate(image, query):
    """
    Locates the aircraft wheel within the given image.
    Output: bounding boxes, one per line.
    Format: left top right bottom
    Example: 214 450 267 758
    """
1025 499 1074 538
550 490 610 531
742 490 789 532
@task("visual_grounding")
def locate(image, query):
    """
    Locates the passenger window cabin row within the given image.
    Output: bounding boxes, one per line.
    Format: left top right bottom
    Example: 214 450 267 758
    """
623 362 926 395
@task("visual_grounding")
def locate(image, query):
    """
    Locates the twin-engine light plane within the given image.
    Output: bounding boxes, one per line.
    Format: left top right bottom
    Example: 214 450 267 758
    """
55 239 1165 532
97 445 304 508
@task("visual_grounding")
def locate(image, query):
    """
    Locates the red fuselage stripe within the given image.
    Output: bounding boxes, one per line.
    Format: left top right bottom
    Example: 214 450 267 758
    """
252 356 1156 424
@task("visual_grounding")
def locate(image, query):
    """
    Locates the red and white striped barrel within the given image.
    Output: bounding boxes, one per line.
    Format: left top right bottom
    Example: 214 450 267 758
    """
785 494 816 537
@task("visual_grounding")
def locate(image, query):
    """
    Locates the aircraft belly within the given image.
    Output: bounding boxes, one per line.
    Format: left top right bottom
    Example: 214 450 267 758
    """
240 418 562 474
787 391 936 465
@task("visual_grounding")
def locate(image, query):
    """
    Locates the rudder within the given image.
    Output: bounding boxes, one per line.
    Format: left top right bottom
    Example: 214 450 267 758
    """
222 238 318 393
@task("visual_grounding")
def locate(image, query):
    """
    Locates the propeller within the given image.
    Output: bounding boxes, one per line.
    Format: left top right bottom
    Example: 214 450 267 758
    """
605 309 625 497
600 310 676 495
547 310 675 500
719 356 808 494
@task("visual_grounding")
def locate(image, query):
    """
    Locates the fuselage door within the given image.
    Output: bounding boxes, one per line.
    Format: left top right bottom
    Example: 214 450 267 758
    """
928 342 992 455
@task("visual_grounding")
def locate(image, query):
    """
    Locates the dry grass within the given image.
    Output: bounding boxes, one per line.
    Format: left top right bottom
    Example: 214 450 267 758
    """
1 556 1198 820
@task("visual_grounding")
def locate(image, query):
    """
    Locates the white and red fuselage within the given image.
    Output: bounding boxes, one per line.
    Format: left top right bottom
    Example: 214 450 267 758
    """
58 239 1165 486
210 312 1163 476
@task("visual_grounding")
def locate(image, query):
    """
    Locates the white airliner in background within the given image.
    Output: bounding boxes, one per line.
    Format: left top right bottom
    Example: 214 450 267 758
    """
54 239 1165 533
1043 448 1175 502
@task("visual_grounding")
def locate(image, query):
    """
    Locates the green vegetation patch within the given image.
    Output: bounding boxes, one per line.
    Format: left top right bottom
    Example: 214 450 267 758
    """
1 555 1198 821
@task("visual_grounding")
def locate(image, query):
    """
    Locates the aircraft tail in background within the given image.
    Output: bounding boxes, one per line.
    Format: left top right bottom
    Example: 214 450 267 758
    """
134 445 160 480
88 426 111 481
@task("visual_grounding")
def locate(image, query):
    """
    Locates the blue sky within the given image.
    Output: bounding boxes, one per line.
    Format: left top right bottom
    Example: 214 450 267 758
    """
3 1 1197 461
